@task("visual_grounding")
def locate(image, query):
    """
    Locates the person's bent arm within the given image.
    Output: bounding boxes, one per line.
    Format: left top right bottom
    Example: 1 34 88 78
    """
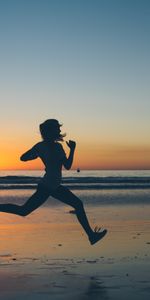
63 140 76 170
20 146 38 161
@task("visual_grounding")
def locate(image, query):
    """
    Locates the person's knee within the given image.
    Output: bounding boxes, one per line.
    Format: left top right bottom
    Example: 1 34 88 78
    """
74 199 83 211
19 206 31 217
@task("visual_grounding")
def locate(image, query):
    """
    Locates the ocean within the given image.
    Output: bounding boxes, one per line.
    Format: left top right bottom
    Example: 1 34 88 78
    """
0 169 150 188
0 170 150 207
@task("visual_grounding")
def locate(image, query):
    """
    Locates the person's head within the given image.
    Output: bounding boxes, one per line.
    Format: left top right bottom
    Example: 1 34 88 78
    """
39 119 66 142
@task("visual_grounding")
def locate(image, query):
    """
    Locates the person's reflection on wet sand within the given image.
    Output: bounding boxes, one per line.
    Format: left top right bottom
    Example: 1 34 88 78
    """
82 276 109 300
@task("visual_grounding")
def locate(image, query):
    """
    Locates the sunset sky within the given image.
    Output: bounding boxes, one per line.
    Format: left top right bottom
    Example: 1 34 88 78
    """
0 0 150 170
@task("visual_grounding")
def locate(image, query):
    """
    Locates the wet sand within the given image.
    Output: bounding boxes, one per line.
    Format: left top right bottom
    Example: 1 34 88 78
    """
0 202 150 300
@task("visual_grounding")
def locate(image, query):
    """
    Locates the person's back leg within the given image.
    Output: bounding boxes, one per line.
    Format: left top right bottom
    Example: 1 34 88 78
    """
51 185 107 244
0 184 50 216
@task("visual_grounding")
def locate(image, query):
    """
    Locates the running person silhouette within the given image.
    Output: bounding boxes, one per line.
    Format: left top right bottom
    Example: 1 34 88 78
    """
0 119 107 245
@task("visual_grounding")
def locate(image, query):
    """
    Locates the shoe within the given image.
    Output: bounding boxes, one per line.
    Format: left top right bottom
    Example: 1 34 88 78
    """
89 227 107 245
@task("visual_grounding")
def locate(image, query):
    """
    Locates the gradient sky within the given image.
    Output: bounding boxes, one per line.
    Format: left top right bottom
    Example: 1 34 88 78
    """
0 0 150 170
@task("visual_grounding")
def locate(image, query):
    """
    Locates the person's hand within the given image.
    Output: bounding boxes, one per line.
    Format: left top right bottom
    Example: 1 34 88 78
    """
66 140 76 150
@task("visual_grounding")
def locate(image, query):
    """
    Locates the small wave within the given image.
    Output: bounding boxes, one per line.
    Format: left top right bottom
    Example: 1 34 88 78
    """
0 176 40 184
0 176 150 190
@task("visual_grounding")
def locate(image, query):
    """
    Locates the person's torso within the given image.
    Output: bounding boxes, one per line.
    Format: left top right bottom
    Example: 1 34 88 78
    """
35 141 66 189
36 140 65 169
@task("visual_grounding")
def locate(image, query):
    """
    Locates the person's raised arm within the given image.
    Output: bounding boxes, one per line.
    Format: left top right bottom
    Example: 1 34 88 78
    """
63 140 76 170
20 145 38 161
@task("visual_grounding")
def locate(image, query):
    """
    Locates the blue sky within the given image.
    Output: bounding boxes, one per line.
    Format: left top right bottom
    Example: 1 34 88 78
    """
0 0 150 169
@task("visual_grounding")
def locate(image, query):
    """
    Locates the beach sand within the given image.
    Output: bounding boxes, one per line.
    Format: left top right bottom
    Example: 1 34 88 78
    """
0 191 150 300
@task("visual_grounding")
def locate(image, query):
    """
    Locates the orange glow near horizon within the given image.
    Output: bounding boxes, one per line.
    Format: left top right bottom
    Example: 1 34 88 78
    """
74 143 150 170
0 142 150 170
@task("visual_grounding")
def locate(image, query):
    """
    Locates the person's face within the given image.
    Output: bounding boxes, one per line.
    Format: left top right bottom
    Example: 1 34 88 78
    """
53 124 61 136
